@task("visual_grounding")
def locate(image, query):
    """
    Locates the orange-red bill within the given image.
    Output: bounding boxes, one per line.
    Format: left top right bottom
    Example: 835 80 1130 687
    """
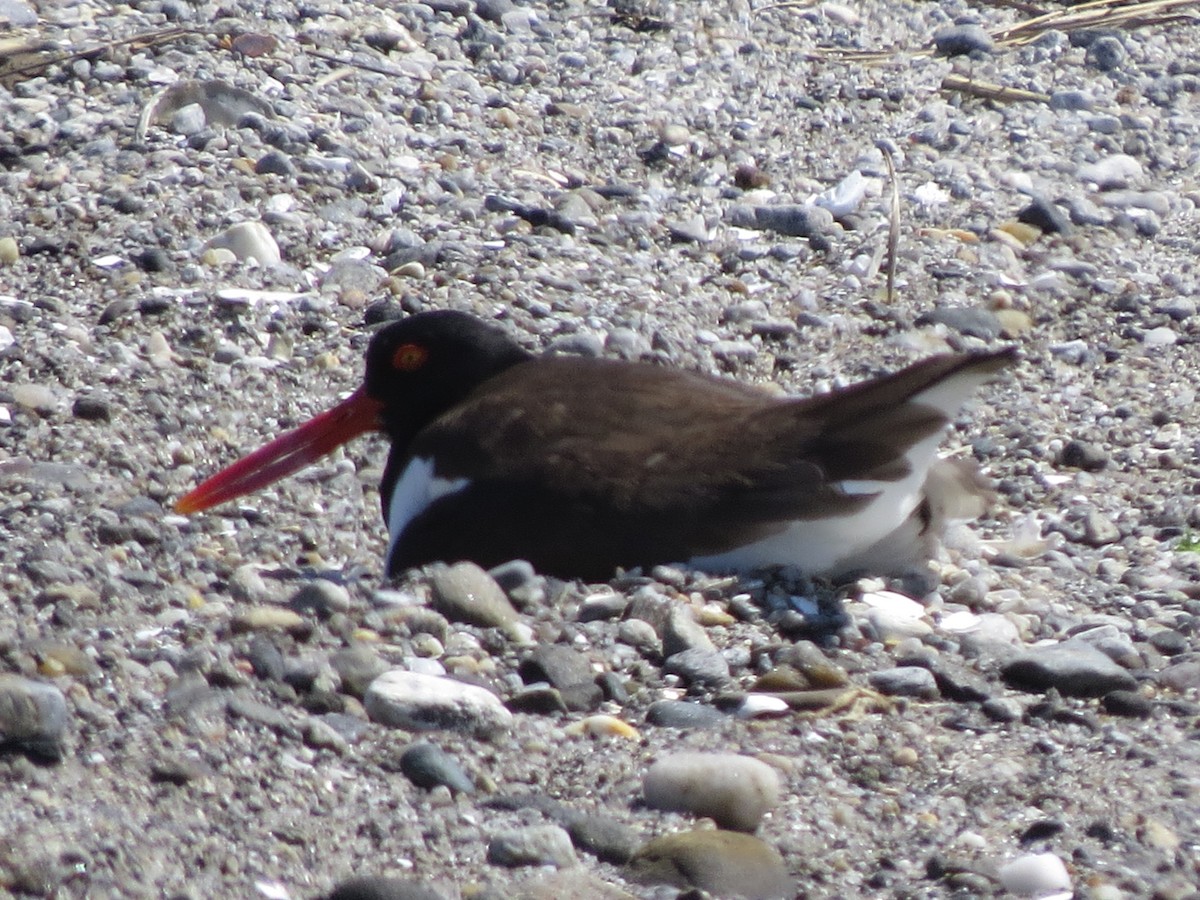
174 387 384 514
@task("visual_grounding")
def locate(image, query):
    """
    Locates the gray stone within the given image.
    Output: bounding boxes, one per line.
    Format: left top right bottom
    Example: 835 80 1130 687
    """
0 675 69 760
400 742 474 794
868 666 940 699
645 700 727 729
662 606 715 657
1001 643 1138 697
629 830 793 898
487 824 577 869
663 647 732 690
429 562 518 628
643 752 781 832
934 24 994 56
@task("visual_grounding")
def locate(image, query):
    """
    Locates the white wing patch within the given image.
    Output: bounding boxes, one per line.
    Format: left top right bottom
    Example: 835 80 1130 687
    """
385 457 470 567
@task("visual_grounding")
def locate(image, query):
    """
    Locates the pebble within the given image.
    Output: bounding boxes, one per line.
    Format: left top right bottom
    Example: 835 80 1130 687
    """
0 236 20 264
617 618 660 654
71 394 112 422
934 24 994 56
1083 509 1120 547
303 717 349 752
0 675 69 760
577 591 627 622
662 647 732 690
1059 440 1108 472
507 869 636 900
1000 642 1138 697
644 700 727 729
643 752 781 832
662 606 716 656
1017 196 1072 235
518 645 595 692
855 589 932 642
245 635 285 682
323 876 448 900
998 852 1072 898
728 203 833 238
203 221 281 266
1079 154 1143 190
330 646 388 698
486 824 577 869
562 715 639 740
1085 35 1126 72
364 670 513 736
628 830 793 899
12 383 58 415
150 753 214 785
1102 690 1152 718
289 580 352 619
399 742 474 794
230 606 305 634
868 666 939 699
429 562 518 628
916 306 1004 341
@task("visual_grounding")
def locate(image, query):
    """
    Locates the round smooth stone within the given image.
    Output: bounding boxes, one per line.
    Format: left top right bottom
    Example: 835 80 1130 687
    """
643 752 781 832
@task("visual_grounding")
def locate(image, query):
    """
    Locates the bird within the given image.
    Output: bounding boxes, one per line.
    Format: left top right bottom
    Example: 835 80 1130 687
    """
176 310 1013 582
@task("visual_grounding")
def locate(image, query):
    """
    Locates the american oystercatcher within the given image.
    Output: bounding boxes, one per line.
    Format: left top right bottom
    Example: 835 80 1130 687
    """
176 311 1013 581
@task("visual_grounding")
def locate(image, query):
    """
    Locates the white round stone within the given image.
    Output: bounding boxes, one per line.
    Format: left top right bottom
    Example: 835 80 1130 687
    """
643 752 781 832
364 669 512 737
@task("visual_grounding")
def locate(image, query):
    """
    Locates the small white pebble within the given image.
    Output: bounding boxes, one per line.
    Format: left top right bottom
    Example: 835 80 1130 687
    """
998 852 1072 898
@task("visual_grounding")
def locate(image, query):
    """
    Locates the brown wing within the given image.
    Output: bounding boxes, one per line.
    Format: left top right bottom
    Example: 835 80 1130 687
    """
411 349 1011 521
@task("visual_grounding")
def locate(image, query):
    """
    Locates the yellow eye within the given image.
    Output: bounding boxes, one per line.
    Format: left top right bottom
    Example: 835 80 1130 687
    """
392 343 428 371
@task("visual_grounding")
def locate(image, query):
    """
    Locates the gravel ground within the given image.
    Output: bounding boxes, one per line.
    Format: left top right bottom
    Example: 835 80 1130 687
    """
2 0 1200 897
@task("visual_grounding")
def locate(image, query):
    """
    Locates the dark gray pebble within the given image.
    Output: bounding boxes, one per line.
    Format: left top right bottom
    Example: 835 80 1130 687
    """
325 875 448 900
134 247 173 272
1019 819 1066 843
915 306 1002 341
934 24 994 56
289 580 351 619
506 684 569 714
400 742 474 794
71 395 112 422
255 150 296 176
1102 690 1152 718
1059 440 1109 472
558 682 604 712
246 635 286 682
728 203 833 238
1017 196 1073 235
1147 629 1187 656
1001 643 1137 697
926 660 993 703
645 699 726 728
596 672 628 704
149 753 214 785
1086 35 1126 71
474 0 515 23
